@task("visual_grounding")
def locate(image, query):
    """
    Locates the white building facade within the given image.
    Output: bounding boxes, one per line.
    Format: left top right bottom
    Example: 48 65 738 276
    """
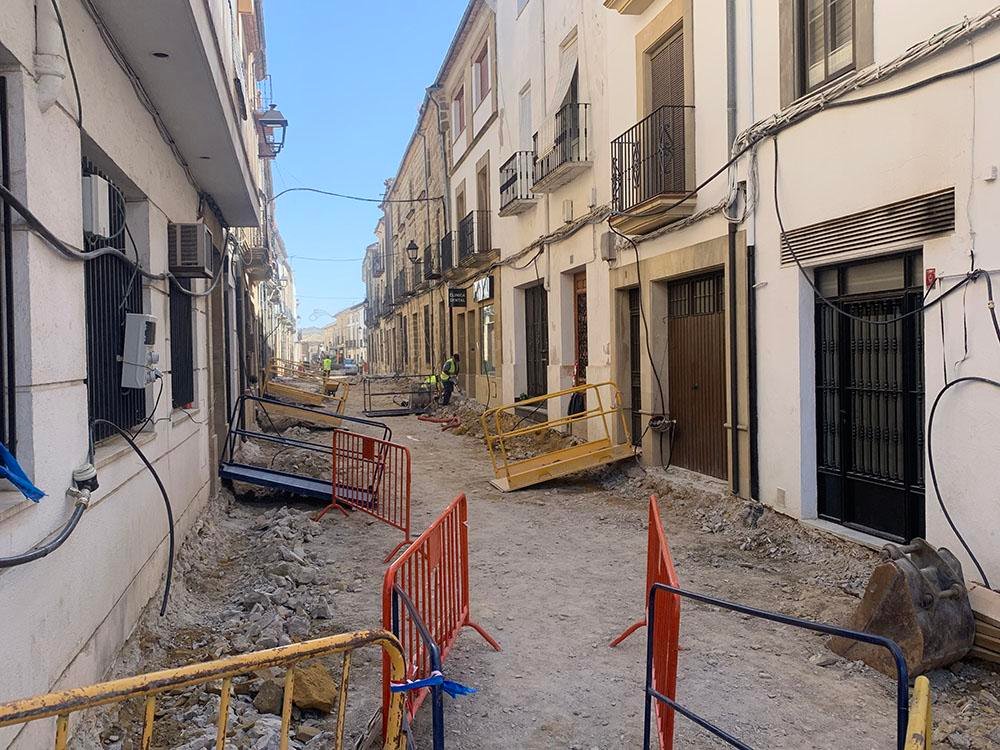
0 1 288 745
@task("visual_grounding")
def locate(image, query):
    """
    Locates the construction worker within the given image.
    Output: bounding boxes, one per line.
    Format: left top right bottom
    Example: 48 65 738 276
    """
321 354 332 376
439 353 460 406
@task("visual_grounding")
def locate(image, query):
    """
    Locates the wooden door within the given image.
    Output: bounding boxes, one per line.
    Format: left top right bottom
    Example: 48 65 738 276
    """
667 272 727 479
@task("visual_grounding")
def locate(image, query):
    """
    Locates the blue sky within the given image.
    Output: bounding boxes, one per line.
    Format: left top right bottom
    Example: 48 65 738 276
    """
265 1 467 328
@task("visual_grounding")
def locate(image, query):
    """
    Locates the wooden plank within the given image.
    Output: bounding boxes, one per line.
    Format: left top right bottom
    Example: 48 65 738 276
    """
969 645 1000 664
968 582 1000 629
974 632 1000 652
976 620 1000 640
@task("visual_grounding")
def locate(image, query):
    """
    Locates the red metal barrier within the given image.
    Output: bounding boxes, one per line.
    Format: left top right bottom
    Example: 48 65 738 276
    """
381 494 500 733
610 495 680 749
314 429 412 563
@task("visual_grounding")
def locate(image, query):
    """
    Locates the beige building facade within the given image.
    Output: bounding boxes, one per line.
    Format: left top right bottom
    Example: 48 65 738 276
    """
362 0 1000 582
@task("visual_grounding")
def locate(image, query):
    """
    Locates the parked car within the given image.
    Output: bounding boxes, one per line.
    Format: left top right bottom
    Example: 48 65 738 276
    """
342 358 359 376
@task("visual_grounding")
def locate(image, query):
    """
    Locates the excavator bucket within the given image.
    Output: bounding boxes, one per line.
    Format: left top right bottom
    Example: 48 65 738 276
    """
830 538 975 676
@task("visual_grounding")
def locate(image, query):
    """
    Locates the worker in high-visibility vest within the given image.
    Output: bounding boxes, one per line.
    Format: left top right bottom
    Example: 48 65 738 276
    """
439 353 460 406
322 355 332 375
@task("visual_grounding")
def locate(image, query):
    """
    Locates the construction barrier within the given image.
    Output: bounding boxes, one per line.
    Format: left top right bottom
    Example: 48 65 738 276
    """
381 494 500 740
480 381 635 491
314 429 412 562
0 630 408 750
363 374 436 417
904 676 932 750
610 495 679 748
220 393 390 501
265 358 349 401
641 582 912 750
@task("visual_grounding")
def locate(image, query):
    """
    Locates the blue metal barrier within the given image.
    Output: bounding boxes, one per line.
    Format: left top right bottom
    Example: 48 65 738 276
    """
643 582 910 750
391 584 444 750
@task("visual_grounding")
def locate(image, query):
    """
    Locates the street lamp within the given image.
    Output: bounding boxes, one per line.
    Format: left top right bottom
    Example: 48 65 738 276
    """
256 104 288 158
405 240 420 264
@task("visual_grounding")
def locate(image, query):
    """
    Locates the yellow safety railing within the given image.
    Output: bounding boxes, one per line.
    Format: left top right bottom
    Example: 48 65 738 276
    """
0 629 406 750
480 381 634 491
904 675 932 749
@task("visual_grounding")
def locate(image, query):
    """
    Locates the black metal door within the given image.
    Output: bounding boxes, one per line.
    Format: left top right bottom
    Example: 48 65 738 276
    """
629 288 642 445
815 253 925 542
524 284 548 397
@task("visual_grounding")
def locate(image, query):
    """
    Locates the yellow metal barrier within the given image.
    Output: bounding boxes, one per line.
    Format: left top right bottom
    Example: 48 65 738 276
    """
480 381 635 491
0 629 406 750
904 675 932 750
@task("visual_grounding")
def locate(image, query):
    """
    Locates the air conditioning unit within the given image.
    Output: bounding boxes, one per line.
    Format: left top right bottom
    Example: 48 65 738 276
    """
167 222 214 278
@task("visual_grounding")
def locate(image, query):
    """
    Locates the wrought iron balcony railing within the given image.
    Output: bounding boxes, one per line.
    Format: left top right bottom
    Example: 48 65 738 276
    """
457 211 492 267
423 244 442 280
611 104 691 214
499 151 537 215
534 102 590 191
440 232 454 273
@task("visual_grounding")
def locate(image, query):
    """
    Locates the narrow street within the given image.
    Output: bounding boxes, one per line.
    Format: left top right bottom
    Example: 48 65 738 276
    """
84 388 1000 749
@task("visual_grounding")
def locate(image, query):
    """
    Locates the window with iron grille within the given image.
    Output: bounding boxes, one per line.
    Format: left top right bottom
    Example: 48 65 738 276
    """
83 161 146 441
170 279 195 408
0 79 15 453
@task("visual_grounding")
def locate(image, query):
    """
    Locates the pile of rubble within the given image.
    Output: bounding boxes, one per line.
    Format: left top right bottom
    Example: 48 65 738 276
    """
82 499 374 750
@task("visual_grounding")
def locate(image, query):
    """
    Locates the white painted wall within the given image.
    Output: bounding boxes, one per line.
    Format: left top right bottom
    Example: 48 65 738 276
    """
0 2 256 744
743 0 1000 583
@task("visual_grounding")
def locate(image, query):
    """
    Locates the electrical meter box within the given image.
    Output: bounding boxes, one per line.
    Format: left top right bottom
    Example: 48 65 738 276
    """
81 173 112 239
121 313 159 389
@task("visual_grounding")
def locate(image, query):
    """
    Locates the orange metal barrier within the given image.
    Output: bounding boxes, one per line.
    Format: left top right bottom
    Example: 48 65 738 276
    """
381 494 500 735
480 381 635 491
314 429 412 563
610 495 680 749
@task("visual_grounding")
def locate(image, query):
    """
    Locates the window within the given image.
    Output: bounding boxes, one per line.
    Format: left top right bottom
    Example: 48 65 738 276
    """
801 0 854 91
452 87 466 137
780 0 870 106
169 279 195 408
481 304 495 375
473 43 491 106
518 84 532 150
83 162 146 441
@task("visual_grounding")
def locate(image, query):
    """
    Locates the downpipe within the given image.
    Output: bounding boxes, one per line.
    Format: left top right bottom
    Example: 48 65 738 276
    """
726 0 741 497
34 0 68 113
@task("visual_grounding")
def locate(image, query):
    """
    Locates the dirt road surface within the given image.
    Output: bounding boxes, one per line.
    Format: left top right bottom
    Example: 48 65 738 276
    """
85 389 1000 749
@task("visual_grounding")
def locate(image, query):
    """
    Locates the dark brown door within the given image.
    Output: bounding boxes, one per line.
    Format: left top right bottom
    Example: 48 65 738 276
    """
524 284 548 397
667 272 727 479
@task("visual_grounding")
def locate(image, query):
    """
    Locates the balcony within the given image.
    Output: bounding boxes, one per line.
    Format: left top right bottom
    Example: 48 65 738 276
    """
609 105 695 235
533 103 591 193
498 151 537 216
244 243 271 282
423 245 442 281
457 211 494 268
441 232 454 270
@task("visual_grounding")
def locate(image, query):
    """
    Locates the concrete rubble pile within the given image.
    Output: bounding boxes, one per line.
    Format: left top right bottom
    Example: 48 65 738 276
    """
87 505 361 750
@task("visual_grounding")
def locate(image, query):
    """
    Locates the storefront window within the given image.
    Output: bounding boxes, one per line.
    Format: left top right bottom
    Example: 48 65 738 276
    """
481 304 496 375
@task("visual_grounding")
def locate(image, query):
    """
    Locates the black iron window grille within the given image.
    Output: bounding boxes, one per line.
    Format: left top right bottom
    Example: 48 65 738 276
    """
0 78 16 453
83 160 146 442
169 279 195 409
